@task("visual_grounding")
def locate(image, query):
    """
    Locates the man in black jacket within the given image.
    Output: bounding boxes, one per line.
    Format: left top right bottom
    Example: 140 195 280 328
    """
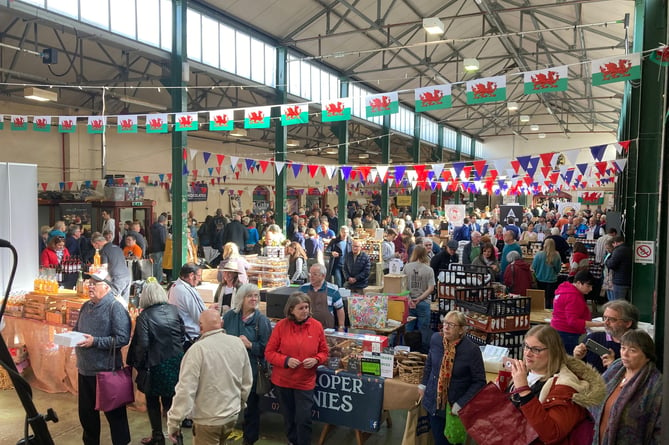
343 240 371 294
222 213 248 253
149 214 168 282
430 239 459 281
605 236 632 300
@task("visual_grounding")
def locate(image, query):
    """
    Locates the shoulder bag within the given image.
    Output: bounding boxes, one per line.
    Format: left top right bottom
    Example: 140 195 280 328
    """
254 316 272 395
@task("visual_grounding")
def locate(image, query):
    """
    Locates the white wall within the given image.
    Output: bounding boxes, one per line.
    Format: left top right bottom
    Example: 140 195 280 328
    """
483 132 618 160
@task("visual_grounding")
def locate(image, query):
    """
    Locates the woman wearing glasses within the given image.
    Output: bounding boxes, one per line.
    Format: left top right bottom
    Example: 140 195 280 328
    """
419 311 485 445
507 325 606 444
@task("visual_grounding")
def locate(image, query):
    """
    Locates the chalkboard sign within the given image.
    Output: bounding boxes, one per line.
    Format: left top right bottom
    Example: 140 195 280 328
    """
259 367 385 433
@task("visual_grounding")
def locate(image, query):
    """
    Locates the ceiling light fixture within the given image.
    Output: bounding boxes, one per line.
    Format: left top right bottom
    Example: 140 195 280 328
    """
546 106 554 115
530 124 540 131
519 115 530 123
463 58 480 72
538 133 546 139
358 153 370 159
116 95 166 111
229 128 247 138
286 139 300 147
422 17 445 35
507 102 519 112
24 86 58 102
324 147 338 155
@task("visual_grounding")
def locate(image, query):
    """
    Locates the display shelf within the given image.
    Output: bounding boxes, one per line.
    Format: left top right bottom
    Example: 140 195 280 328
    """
245 256 289 289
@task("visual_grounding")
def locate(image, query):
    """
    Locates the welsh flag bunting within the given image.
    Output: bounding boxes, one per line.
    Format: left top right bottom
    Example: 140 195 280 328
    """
0 115 3 130
321 97 352 122
146 114 169 133
524 66 568 94
649 46 669 67
244 106 271 129
209 110 234 131
466 76 506 104
59 116 77 133
32 116 51 132
175 113 199 131
11 115 28 131
414 84 452 112
280 103 308 126
117 115 138 133
87 116 106 134
591 53 641 86
365 92 399 117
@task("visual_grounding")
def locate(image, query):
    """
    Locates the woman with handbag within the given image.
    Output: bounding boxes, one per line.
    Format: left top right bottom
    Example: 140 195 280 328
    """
418 310 486 445
222 283 272 445
128 278 185 445
506 325 606 444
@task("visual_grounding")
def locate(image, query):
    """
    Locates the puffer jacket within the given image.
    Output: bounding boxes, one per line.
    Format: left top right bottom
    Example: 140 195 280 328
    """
520 356 606 445
128 303 185 370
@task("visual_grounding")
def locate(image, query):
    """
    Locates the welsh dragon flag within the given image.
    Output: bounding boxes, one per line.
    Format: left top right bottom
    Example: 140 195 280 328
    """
59 116 77 133
244 106 271 129
466 76 506 104
145 114 169 133
33 116 51 132
280 103 308 126
10 115 28 131
87 116 106 134
414 84 452 112
117 115 138 133
591 53 641 86
365 92 399 117
321 97 351 122
0 115 3 130
524 66 568 94
174 113 199 131
209 110 234 131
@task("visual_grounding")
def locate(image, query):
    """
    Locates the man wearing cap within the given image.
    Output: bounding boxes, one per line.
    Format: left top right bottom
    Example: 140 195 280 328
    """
300 263 345 331
430 239 459 281
168 263 207 350
74 270 132 445
91 233 131 304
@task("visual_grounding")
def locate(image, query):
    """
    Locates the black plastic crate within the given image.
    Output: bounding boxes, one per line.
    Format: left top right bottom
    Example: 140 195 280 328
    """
456 296 531 317
453 287 496 303
438 298 457 313
467 329 526 358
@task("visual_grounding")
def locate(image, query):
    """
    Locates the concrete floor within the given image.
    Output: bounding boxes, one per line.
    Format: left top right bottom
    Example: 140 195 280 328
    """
0 385 407 445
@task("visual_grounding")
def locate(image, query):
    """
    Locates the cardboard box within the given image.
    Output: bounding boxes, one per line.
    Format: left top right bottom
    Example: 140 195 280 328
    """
200 268 219 283
526 289 546 311
387 295 409 324
383 274 407 294
195 282 220 303
54 331 87 347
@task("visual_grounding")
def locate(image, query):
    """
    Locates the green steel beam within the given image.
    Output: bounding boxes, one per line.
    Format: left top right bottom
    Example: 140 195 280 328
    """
170 0 188 279
274 47 288 233
336 79 349 229
454 131 462 204
435 124 444 208
378 115 391 217
411 113 421 219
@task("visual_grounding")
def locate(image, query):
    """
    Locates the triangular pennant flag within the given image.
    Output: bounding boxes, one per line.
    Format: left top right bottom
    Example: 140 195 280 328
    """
117 115 138 133
452 162 466 178
245 159 255 171
376 165 389 182
614 159 627 172
291 163 303 178
215 166 221 175
413 165 428 181
526 157 540 178
274 161 285 175
510 160 521 174
618 140 631 154
368 168 379 183
340 166 353 181
229 156 239 169
142 176 149 184
472 160 487 178
393 165 406 181
87 116 106 134
564 169 575 184
32 116 51 132
280 103 309 126
576 163 588 176
167 173 173 181
189 148 198 160
563 149 581 166
466 76 507 104
321 97 352 122
11 115 28 131
134 176 141 185
203 152 211 164
595 161 608 176
244 106 271 129
258 160 269 173
58 116 77 133
539 152 555 167
357 166 372 181
462 166 473 179
430 164 444 180
414 84 452 112
324 165 338 179
589 144 607 162
215 154 225 166
541 166 552 179
517 155 532 172
523 66 568 94
182 164 189 176
207 167 214 176
307 164 319 178
365 92 399 117
146 114 169 133
208 110 234 131
592 53 641 86
441 169 452 182
493 159 509 173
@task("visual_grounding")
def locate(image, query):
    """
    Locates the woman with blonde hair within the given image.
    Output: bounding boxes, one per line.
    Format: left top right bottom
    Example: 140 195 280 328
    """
217 241 249 284
128 278 185 445
531 238 562 309
223 284 272 445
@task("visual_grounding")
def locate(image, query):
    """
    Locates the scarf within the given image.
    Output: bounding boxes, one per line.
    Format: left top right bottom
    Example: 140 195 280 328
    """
436 334 460 410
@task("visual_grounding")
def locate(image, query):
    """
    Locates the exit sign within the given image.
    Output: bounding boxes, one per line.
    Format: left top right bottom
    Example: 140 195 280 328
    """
131 201 143 206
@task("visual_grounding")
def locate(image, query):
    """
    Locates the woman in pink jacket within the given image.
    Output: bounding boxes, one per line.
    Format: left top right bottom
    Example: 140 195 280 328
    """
265 292 329 445
550 271 604 354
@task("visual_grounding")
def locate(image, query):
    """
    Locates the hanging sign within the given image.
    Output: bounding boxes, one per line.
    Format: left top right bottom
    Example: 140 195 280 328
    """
634 241 654 264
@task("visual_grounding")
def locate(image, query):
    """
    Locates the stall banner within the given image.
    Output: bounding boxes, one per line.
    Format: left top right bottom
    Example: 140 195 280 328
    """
259 368 385 433
187 181 208 202
499 205 523 223
444 205 466 226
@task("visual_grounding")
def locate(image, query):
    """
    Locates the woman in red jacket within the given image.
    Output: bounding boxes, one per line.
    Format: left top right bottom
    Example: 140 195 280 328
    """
40 235 70 269
265 292 329 445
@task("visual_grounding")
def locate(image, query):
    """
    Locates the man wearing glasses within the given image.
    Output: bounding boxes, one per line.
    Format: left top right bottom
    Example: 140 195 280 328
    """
572 300 639 373
300 263 345 331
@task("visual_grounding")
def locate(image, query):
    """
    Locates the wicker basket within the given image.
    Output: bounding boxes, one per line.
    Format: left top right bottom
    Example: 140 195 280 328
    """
0 366 13 390
397 357 426 384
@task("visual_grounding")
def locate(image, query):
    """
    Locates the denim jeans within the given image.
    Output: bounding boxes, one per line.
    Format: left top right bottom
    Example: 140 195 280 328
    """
149 251 164 281
408 300 432 353
612 284 630 300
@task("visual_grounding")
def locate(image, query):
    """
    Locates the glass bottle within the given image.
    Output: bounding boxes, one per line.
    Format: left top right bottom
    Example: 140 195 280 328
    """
76 270 84 296
93 249 101 267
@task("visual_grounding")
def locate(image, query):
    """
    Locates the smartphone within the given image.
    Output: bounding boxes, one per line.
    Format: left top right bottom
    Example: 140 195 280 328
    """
585 338 610 357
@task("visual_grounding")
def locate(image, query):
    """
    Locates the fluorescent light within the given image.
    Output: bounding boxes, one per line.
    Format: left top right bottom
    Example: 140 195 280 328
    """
24 86 57 102
422 17 445 35
507 102 519 112
519 115 530 123
463 58 479 71
546 106 554 115
324 147 338 155
230 128 247 137
117 95 166 111
530 124 540 131
286 139 300 147
538 133 546 139
358 153 370 159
